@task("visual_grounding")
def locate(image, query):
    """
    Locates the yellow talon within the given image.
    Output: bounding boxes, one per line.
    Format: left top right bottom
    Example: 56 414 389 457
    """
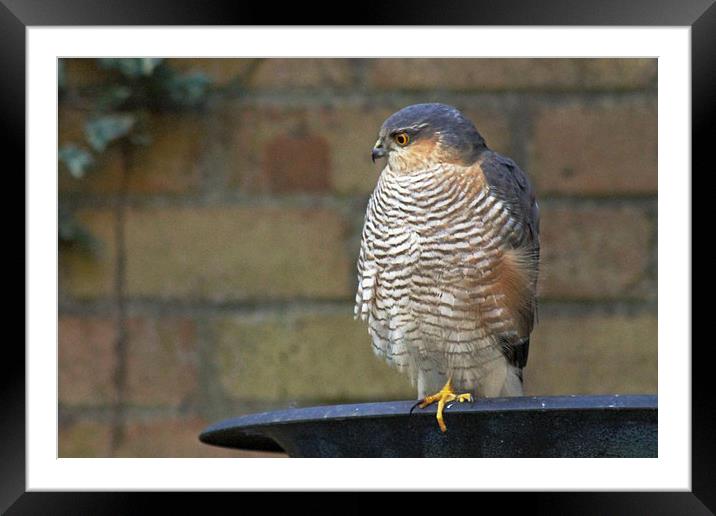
416 377 473 432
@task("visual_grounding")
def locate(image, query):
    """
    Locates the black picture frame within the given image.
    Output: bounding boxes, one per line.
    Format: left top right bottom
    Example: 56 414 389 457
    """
7 0 707 512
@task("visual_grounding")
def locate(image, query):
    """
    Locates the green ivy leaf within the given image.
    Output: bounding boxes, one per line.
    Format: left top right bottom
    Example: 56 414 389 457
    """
98 58 165 78
58 208 99 251
96 84 133 111
165 72 212 106
58 144 94 178
85 114 136 152
130 131 152 146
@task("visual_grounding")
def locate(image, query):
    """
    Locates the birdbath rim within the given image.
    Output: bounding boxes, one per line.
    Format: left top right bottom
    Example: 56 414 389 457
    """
199 394 657 457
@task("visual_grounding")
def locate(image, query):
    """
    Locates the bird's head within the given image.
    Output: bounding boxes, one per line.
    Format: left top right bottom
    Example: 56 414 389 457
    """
371 103 487 173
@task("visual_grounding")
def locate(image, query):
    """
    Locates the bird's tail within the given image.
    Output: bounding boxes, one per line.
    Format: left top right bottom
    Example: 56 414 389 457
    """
499 366 525 397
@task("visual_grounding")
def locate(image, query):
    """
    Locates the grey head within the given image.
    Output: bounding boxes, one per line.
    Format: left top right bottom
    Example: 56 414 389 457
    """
371 103 487 167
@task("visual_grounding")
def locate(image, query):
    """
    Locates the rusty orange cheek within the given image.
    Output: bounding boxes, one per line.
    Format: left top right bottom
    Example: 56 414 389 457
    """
406 137 468 166
409 138 439 157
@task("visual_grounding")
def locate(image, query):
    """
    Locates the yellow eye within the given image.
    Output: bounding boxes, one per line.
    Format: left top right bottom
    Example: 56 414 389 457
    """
394 132 410 146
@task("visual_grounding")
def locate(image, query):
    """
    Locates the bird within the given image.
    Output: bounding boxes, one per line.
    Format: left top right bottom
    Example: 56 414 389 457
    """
355 103 540 432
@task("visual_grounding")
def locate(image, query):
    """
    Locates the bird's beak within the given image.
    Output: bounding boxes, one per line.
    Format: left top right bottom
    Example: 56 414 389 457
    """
371 141 386 163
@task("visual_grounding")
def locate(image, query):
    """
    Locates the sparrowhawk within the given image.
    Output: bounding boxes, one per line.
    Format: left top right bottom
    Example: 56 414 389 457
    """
355 103 540 432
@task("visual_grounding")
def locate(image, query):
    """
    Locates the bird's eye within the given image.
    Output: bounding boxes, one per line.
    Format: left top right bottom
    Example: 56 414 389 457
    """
394 132 410 146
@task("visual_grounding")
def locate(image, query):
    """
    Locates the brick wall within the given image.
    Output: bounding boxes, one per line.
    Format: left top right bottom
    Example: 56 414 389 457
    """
58 58 657 457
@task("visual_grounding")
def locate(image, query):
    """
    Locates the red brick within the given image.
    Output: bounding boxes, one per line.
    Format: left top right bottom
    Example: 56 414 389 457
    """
227 103 393 195
58 420 113 458
367 58 656 91
59 316 117 406
538 205 653 300
262 134 331 192
249 58 355 89
227 102 511 196
59 315 200 408
526 312 657 395
114 417 287 457
125 317 198 407
530 100 657 195
124 206 353 301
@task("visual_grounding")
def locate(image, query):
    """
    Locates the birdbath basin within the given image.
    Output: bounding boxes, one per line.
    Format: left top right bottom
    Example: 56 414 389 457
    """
199 394 657 458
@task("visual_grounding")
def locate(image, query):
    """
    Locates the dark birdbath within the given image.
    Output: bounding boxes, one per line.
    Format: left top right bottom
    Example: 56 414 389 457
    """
199 394 657 458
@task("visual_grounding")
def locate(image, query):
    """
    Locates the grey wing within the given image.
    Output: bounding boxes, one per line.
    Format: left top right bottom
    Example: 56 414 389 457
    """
354 196 377 322
479 151 540 369
480 151 540 252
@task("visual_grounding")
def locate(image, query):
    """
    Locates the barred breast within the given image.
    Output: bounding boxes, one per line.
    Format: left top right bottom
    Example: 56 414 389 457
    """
355 161 530 397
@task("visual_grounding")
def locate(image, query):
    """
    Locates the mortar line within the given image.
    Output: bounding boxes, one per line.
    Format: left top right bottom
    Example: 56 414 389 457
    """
109 141 131 455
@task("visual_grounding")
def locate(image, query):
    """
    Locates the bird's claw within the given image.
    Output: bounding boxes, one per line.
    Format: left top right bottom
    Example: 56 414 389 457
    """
409 378 474 432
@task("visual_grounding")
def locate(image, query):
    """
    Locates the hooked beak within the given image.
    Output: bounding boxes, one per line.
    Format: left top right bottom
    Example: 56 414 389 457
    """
371 144 386 163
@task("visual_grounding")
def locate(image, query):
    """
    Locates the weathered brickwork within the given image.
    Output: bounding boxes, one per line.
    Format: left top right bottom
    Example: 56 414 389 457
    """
216 312 414 402
530 100 658 195
58 58 657 457
527 312 657 395
366 58 657 92
538 204 654 300
123 206 352 301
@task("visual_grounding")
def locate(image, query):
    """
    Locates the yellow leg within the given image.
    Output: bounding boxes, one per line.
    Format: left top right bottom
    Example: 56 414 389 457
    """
416 377 473 432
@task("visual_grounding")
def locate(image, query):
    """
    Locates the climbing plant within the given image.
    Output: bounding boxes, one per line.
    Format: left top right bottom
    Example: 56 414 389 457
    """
58 58 212 248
